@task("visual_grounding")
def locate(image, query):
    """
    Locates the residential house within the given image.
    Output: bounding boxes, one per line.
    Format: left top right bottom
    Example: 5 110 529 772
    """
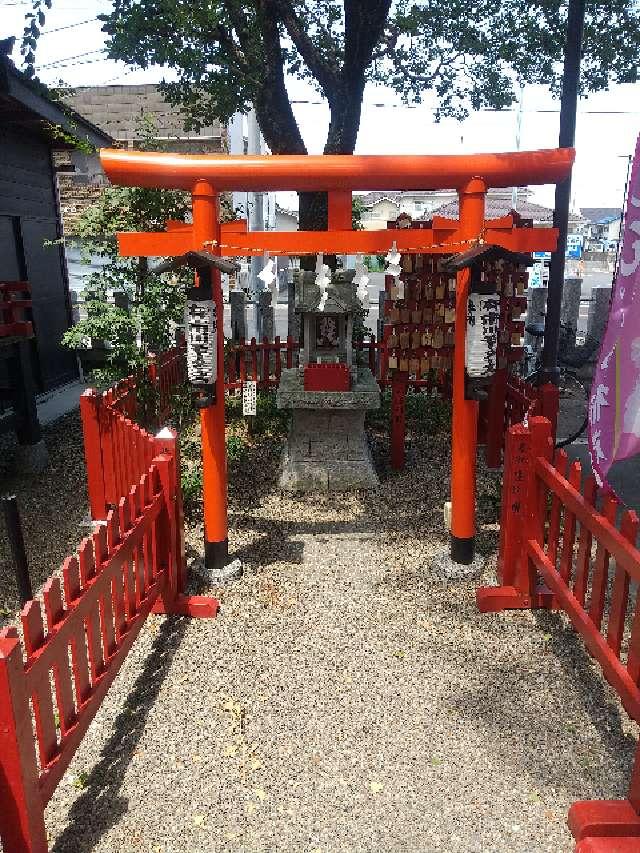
0 53 111 398
580 208 621 252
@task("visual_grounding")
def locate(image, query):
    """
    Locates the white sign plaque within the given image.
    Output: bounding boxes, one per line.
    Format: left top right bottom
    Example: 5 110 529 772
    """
466 292 500 378
186 298 217 385
242 380 257 416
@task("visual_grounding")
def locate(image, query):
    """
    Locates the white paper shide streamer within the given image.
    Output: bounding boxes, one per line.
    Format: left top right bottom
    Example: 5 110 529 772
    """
466 293 500 378
315 253 331 311
384 240 404 299
258 254 278 298
354 254 370 307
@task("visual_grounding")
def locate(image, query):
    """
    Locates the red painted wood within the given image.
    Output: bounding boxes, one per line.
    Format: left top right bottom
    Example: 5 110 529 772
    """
275 335 281 383
251 337 258 381
391 372 408 471
535 459 640 586
569 799 640 844
558 459 581 584
262 336 269 384
78 540 105 684
93 526 116 660
0 631 49 853
21 602 59 768
495 425 530 589
589 493 619 632
548 450 568 569
529 539 640 723
607 511 639 657
80 391 107 521
286 335 294 369
485 367 507 468
42 577 77 736
100 401 117 511
118 496 136 621
574 476 597 608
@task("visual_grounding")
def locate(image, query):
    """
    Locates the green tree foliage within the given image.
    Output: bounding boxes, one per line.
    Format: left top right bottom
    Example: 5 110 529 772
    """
23 1 640 228
62 119 192 377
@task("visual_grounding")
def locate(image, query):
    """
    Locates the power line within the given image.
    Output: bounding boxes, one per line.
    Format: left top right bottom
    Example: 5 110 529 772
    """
41 16 98 35
289 99 640 115
36 48 105 69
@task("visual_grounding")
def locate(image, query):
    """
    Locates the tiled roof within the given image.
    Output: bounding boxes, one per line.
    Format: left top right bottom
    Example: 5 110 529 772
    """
432 196 555 223
580 207 621 224
63 84 225 145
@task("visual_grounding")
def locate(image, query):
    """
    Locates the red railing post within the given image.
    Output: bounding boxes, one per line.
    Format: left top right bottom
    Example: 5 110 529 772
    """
391 371 408 471
274 335 281 386
80 389 107 522
477 415 554 613
262 335 269 388
485 367 507 468
0 631 48 853
152 429 217 619
286 335 293 369
153 433 181 603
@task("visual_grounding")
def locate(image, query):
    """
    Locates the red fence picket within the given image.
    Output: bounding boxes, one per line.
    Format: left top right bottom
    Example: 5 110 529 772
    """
224 336 300 390
0 431 217 852
478 415 640 850
148 344 187 424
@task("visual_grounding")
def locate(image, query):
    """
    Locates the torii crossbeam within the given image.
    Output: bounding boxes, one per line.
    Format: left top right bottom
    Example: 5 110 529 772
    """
100 146 574 569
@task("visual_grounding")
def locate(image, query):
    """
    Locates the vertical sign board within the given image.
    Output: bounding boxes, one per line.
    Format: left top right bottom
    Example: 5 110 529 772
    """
186 284 217 394
243 380 257 416
466 293 501 377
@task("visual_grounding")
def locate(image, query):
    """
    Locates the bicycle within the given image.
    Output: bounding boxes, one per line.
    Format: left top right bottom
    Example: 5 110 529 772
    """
522 311 590 449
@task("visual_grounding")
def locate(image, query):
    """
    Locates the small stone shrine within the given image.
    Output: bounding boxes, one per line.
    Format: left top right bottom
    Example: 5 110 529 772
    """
276 268 380 492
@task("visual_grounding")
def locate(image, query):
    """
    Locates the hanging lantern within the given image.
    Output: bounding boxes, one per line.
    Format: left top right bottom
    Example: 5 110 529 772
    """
443 244 532 401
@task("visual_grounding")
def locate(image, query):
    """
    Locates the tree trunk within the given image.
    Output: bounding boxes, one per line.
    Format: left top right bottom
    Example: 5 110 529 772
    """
297 76 366 269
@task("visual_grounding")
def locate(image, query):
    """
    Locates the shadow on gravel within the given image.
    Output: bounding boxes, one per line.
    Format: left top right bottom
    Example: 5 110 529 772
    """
51 617 189 853
450 607 636 799
533 607 637 775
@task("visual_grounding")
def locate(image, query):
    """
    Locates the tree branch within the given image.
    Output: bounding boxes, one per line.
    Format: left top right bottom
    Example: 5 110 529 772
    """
214 23 248 72
271 0 340 99
254 0 307 154
343 0 392 73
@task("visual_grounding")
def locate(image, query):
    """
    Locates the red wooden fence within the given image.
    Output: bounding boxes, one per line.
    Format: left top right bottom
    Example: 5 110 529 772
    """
225 335 298 390
81 385 156 523
477 416 640 850
147 343 186 423
0 281 33 339
0 426 217 853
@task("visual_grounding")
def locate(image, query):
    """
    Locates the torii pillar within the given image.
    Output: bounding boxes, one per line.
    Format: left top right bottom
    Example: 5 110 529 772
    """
191 181 229 569
450 178 486 564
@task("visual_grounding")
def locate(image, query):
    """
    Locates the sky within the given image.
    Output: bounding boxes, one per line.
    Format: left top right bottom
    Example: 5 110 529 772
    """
3 0 639 213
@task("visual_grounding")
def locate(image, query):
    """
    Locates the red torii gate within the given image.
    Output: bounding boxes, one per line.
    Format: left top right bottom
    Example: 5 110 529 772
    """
100 147 573 568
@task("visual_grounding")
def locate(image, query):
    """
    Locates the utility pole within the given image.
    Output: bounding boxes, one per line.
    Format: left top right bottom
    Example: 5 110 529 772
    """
511 82 525 211
541 0 586 383
248 113 264 279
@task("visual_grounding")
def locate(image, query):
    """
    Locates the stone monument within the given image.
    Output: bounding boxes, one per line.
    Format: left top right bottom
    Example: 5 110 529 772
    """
276 268 380 492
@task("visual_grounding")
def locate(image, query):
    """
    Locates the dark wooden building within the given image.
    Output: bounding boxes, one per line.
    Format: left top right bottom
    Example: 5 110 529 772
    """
0 53 112 397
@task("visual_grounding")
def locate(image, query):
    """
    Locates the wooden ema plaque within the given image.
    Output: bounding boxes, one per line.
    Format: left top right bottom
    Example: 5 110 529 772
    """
383 224 527 391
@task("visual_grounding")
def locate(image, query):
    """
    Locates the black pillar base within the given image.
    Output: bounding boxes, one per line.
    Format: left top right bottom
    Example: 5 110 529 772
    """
205 538 229 571
450 534 474 565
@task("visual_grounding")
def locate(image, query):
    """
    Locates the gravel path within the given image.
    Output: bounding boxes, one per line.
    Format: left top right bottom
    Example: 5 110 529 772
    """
1 411 88 627
33 427 637 853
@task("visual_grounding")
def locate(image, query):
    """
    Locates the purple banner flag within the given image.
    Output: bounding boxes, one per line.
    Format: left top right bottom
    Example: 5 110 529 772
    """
588 133 640 487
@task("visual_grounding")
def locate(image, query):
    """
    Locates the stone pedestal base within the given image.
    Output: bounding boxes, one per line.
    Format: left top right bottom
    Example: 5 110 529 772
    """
276 368 380 493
